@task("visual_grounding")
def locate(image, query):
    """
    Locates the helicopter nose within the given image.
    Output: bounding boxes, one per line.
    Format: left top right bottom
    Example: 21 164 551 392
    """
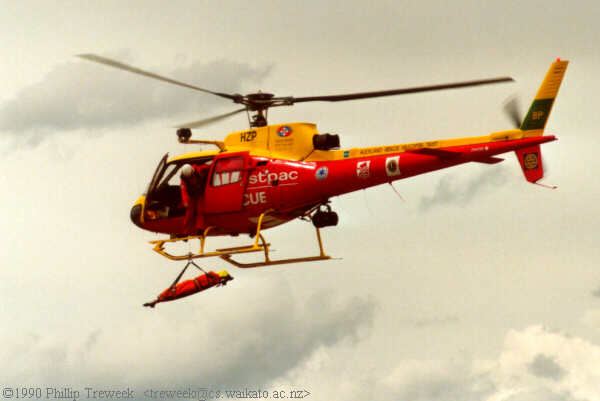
130 203 143 227
130 196 146 228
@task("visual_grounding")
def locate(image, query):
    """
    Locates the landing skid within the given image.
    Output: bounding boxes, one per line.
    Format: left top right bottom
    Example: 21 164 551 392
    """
149 211 332 268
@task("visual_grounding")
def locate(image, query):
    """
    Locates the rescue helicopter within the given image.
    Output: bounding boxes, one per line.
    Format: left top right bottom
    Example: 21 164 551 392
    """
78 55 568 306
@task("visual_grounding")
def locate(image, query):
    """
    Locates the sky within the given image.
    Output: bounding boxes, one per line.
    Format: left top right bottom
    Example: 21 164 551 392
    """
1 1 600 400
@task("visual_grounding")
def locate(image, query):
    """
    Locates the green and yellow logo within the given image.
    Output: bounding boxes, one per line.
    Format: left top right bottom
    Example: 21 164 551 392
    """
523 153 539 170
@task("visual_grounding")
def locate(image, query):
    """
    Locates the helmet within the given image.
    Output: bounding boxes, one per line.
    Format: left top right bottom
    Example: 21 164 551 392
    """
217 270 233 281
180 164 194 178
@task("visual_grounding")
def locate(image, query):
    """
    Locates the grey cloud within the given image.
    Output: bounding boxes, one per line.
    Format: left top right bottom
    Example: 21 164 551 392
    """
3 282 374 392
0 56 270 143
419 166 509 212
529 354 566 381
202 291 375 388
397 375 494 401
504 388 576 401
592 287 600 298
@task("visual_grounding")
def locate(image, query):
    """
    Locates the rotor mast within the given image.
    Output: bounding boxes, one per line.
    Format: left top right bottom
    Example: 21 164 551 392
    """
245 92 274 127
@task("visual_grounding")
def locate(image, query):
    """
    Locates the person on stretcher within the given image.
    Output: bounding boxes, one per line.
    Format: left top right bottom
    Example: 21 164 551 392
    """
144 269 233 308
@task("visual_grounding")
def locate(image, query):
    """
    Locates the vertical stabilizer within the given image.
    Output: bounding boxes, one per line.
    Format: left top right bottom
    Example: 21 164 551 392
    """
521 59 568 136
515 144 544 183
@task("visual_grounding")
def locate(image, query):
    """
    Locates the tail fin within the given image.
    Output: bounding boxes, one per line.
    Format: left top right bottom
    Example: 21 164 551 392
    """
515 59 568 185
516 144 544 183
521 59 569 135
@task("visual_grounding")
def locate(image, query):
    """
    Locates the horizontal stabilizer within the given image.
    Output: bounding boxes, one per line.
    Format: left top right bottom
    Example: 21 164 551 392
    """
473 156 504 164
407 148 460 158
409 148 504 165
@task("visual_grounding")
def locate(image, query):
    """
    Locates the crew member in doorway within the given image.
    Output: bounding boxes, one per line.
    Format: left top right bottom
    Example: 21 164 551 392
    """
180 163 209 231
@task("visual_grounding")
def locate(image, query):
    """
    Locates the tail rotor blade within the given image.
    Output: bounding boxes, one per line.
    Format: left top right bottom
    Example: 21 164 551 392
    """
504 96 522 128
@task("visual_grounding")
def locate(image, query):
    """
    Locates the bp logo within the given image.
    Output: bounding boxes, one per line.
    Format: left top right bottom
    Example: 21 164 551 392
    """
524 153 539 170
315 166 329 181
277 125 293 137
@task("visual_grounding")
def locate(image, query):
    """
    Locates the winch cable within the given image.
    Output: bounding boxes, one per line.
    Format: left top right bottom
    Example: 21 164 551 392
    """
168 255 208 290
388 182 406 203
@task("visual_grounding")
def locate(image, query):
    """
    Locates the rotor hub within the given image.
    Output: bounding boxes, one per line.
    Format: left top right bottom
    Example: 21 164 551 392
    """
246 92 274 101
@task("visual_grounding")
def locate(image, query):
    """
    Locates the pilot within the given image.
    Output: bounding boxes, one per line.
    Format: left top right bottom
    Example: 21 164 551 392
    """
180 163 209 231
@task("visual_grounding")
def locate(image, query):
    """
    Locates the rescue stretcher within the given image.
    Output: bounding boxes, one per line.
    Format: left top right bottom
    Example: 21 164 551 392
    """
144 209 332 307
144 260 233 308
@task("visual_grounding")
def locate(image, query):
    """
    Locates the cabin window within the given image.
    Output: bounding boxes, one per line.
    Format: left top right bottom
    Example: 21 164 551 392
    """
212 156 244 187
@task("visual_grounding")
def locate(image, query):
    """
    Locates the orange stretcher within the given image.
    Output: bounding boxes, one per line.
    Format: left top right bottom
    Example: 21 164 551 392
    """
144 266 233 308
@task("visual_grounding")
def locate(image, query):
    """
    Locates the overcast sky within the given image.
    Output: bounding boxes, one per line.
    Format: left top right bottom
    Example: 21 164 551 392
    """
2 1 600 400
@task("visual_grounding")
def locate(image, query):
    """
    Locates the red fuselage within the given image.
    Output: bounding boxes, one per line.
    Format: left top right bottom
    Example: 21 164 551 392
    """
132 134 555 237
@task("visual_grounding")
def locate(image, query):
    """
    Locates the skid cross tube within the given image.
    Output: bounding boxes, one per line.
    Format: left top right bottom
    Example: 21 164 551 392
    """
148 211 332 267
219 226 331 268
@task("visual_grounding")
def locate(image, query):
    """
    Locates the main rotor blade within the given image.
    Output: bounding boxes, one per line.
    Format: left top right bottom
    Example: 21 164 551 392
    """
175 107 247 129
503 96 522 128
77 54 238 101
291 77 514 103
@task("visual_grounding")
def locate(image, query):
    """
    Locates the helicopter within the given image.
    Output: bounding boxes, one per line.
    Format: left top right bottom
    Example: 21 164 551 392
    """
79 55 567 303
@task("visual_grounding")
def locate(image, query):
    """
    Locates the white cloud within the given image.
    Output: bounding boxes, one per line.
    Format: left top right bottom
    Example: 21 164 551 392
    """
381 325 600 401
581 309 600 329
449 326 600 401
269 325 600 401
381 359 494 401
0 55 269 145
491 325 600 400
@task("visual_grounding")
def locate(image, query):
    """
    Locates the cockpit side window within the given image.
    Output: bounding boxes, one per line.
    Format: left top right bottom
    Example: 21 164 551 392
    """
144 156 216 220
158 164 179 188
151 157 214 191
212 156 244 187
146 153 168 195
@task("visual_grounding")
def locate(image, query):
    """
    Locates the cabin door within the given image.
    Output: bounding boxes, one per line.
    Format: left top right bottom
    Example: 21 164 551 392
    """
204 152 249 213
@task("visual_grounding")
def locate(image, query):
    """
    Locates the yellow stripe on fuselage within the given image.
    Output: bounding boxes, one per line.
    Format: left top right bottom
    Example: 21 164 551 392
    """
304 129 524 161
168 129 525 163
